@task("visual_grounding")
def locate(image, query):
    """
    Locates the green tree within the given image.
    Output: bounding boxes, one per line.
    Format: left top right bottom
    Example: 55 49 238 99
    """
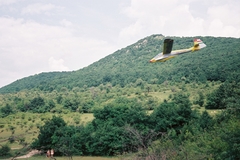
31 116 66 151
206 82 240 109
63 99 79 112
195 91 205 107
87 122 127 156
56 95 63 104
0 104 14 117
52 126 83 158
221 120 240 160
87 97 150 155
199 111 213 130
28 97 45 112
0 144 11 156
173 93 194 126
151 102 179 132
151 93 194 133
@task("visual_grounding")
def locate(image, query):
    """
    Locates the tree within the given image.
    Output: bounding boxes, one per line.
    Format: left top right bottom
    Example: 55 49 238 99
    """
199 111 213 130
151 93 194 133
0 104 14 117
0 144 11 156
206 82 239 109
223 120 240 159
28 97 45 112
205 91 219 109
194 91 205 107
125 125 161 157
63 98 79 112
87 97 151 155
31 116 66 151
151 102 179 132
52 126 83 159
87 122 128 156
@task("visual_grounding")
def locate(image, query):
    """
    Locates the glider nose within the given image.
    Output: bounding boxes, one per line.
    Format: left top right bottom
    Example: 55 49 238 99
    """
149 59 156 63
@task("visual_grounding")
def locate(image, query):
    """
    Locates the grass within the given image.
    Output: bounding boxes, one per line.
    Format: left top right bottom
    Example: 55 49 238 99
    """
17 156 119 160
0 155 120 160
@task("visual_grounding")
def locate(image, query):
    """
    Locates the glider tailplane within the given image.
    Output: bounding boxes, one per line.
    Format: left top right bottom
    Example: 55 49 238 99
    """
192 39 206 51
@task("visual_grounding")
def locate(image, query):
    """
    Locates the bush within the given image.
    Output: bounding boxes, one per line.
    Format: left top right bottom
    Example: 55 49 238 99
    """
0 104 14 117
0 144 11 156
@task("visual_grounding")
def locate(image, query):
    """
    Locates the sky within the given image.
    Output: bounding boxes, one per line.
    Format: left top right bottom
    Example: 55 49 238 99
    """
0 0 240 88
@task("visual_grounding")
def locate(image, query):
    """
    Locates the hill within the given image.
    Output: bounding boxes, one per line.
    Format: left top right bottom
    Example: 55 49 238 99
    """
1 34 240 159
0 34 240 93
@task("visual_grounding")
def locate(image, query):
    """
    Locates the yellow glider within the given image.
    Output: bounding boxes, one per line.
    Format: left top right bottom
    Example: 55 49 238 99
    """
149 38 206 62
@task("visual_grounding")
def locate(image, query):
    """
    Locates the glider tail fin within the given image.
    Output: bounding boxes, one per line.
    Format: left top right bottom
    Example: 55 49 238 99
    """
192 39 206 51
163 39 174 54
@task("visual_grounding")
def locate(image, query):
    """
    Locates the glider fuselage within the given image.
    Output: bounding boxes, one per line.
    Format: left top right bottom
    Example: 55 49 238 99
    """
151 48 192 62
149 38 206 62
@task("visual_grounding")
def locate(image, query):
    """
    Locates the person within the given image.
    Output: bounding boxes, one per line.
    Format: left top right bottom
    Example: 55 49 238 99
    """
50 149 54 158
46 150 50 157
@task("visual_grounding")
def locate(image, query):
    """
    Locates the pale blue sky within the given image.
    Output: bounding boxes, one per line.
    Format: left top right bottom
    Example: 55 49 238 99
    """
0 0 239 87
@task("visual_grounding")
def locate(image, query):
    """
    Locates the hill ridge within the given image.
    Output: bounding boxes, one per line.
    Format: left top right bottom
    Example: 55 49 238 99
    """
1 34 240 93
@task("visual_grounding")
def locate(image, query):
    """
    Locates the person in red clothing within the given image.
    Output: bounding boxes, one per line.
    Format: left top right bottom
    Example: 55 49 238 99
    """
46 150 50 157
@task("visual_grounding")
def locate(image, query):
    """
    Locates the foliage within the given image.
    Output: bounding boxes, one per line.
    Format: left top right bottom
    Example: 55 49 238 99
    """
198 110 213 130
31 116 66 151
206 81 240 109
86 97 151 155
0 144 11 156
1 35 240 158
52 125 83 157
1 83 238 159
1 36 240 93
0 103 14 117
63 99 79 112
151 93 194 133
194 91 205 107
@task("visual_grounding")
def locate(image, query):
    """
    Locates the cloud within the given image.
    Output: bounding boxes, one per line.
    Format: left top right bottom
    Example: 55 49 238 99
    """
0 16 116 87
21 3 63 15
48 57 69 71
206 2 240 37
0 0 17 6
120 0 240 43
60 19 73 27
119 0 194 43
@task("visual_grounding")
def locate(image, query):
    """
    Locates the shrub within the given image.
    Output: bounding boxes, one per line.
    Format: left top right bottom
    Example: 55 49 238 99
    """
0 144 11 156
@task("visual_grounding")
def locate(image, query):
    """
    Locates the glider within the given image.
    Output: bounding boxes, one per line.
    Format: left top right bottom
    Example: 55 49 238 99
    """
149 38 206 62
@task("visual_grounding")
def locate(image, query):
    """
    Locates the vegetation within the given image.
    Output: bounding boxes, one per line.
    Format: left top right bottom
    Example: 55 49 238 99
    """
29 85 240 159
0 35 240 93
0 144 11 156
0 35 240 159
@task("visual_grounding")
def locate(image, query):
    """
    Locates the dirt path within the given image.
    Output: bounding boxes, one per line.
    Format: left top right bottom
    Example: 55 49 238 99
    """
14 150 42 159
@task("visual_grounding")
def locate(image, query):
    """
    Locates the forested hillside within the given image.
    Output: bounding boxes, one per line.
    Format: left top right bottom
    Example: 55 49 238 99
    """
1 35 240 93
1 35 240 159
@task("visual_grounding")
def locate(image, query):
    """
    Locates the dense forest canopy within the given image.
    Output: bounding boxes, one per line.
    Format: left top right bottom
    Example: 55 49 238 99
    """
0 35 240 93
